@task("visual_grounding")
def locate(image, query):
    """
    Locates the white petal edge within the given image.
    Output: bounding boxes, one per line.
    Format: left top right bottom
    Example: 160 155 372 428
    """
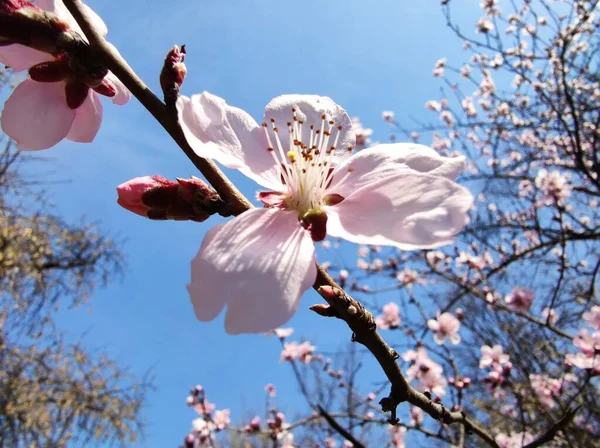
66 90 103 143
329 143 466 199
263 94 356 166
325 171 473 250
0 44 52 72
177 93 281 190
1 79 74 150
187 208 317 334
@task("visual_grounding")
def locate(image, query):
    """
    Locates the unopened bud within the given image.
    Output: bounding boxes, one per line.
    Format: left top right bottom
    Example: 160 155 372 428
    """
0 0 71 54
309 303 339 318
160 44 187 105
117 175 222 221
184 434 195 448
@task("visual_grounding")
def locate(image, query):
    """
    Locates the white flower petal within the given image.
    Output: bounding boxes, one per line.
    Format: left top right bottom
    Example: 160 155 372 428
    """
188 208 317 334
1 79 74 150
263 94 356 165
177 93 280 190
330 143 466 198
0 44 52 72
66 90 103 143
325 172 473 249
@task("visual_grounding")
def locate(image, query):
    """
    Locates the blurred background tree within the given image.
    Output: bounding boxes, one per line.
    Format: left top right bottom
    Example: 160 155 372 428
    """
0 71 151 447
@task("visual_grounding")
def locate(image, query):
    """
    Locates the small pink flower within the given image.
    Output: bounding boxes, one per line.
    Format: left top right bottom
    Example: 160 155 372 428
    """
427 312 461 345
280 340 316 364
391 425 407 448
541 308 559 325
376 302 401 330
476 18 495 33
495 432 535 448
504 287 534 313
583 306 600 330
269 327 294 339
479 345 510 369
0 0 129 150
396 268 419 287
265 383 276 397
179 93 473 334
535 169 571 206
382 110 395 122
529 374 561 409
410 406 424 426
351 116 373 149
212 409 231 430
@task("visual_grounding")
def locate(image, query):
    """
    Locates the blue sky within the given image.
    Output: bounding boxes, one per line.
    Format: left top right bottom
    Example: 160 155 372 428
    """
20 0 484 445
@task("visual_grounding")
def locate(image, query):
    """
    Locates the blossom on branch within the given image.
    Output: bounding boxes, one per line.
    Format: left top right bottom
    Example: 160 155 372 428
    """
178 93 473 334
427 312 461 345
0 0 129 150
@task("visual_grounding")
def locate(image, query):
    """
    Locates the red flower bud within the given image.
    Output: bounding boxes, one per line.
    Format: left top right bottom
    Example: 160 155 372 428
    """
160 45 187 105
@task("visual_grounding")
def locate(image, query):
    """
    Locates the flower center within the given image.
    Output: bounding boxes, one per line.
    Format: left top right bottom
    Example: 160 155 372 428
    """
261 108 353 216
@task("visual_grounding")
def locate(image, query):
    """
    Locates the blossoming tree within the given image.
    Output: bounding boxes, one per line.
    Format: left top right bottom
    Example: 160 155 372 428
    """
1 0 598 446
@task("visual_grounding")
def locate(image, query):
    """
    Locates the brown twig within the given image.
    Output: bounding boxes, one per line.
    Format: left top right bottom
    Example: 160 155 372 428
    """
61 1 500 446
523 407 579 448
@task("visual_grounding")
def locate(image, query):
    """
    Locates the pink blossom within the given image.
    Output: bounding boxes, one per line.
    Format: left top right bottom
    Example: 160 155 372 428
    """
375 302 401 330
325 437 336 448
212 409 231 430
476 18 495 33
264 383 276 397
403 347 447 396
390 425 407 448
583 306 600 330
280 341 316 364
280 432 295 447
382 111 395 122
425 100 442 111
541 308 559 325
0 0 129 150
427 312 461 345
179 94 473 333
426 250 446 267
269 327 294 339
495 432 535 448
535 169 571 206
351 117 373 149
410 406 424 426
504 287 534 313
573 329 600 357
479 345 510 369
396 268 419 286
529 374 561 409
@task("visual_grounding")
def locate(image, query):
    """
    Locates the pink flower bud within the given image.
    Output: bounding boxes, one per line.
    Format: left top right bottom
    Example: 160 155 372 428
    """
117 175 176 217
0 0 70 53
117 175 221 221
160 45 187 105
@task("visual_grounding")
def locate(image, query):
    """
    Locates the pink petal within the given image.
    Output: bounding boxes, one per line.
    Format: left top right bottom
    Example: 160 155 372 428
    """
0 44 52 72
263 94 356 165
427 319 440 331
36 0 108 38
103 71 130 105
325 172 473 250
1 79 75 150
66 90 103 143
330 143 466 199
187 208 317 334
177 93 279 189
450 334 462 345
